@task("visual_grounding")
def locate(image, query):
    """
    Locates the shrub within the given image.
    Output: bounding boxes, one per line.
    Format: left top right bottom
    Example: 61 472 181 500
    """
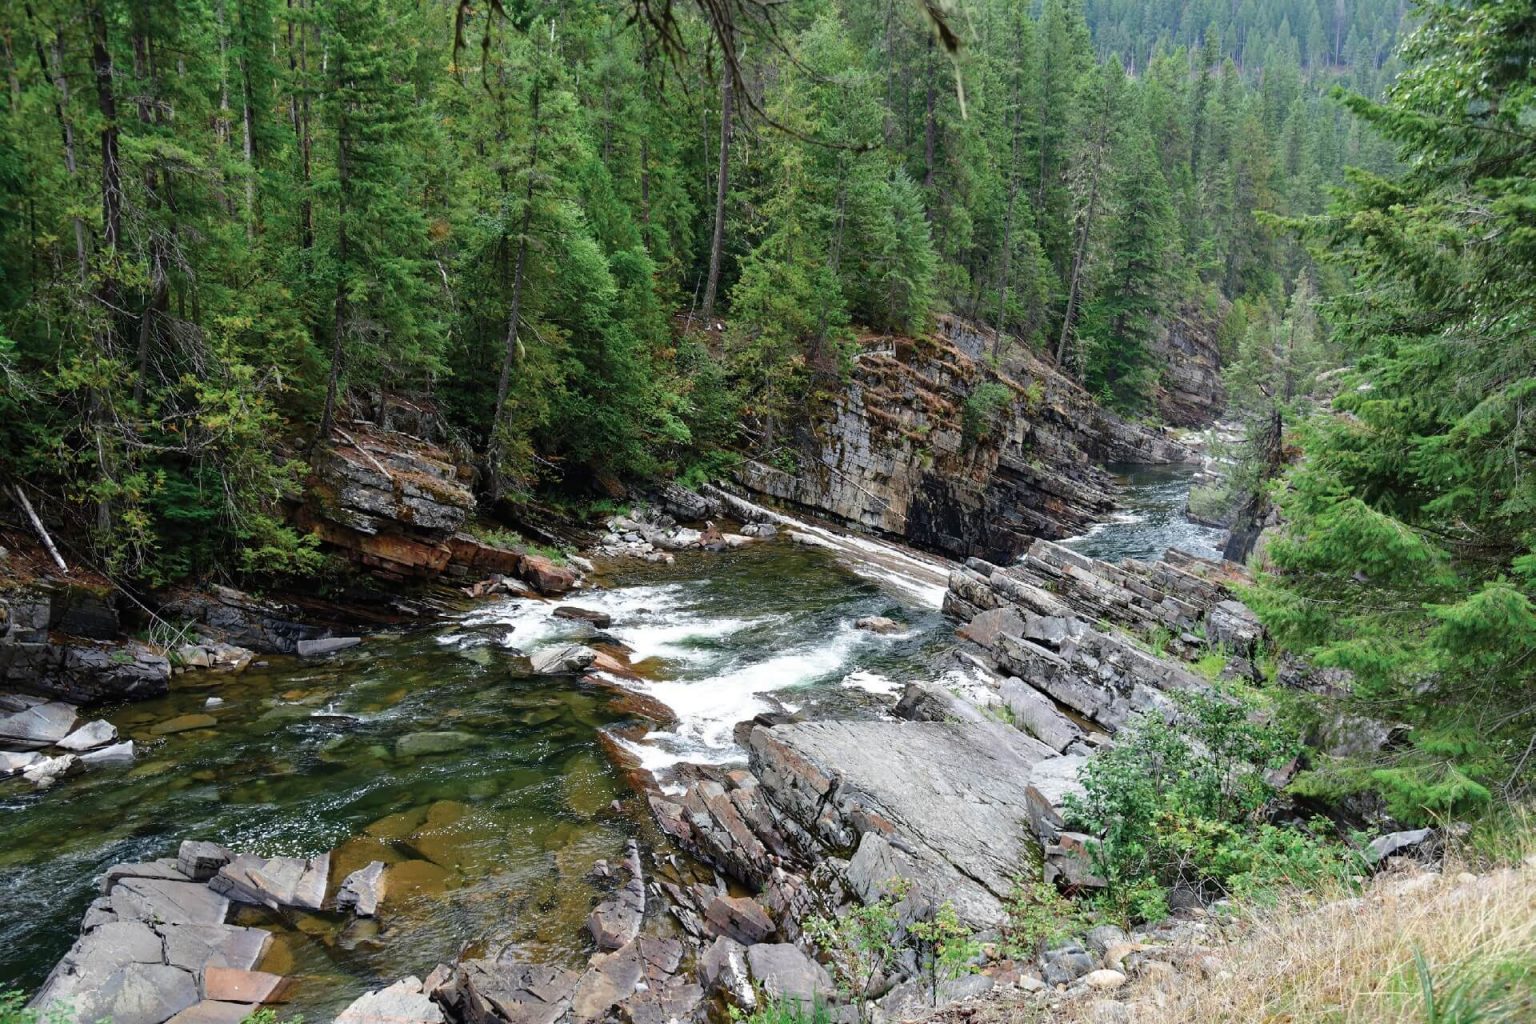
961 381 1013 448
1064 690 1351 917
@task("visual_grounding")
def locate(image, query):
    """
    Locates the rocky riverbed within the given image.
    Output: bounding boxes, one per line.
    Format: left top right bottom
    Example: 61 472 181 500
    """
6 462 1270 1024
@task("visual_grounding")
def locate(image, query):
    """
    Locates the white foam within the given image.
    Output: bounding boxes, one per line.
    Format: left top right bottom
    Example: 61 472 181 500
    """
840 670 902 696
621 624 873 767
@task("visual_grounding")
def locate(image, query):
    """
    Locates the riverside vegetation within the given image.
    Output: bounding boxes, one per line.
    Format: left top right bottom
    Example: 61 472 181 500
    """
3 1 1536 1023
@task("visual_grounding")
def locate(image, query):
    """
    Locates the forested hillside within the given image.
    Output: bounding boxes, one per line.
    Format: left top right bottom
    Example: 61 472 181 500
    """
0 0 1396 585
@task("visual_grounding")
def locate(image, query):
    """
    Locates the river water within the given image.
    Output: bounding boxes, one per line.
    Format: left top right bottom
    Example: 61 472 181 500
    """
1060 463 1225 564
0 468 1216 1017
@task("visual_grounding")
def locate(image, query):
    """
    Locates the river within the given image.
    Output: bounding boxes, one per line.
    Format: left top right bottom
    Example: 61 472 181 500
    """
0 466 1216 1017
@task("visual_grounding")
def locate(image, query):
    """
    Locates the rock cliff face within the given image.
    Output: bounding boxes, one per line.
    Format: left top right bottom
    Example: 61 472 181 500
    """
1151 305 1226 427
733 316 1196 564
0 583 169 705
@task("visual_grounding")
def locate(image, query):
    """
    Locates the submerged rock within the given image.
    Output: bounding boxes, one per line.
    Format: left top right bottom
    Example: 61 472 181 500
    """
395 731 475 758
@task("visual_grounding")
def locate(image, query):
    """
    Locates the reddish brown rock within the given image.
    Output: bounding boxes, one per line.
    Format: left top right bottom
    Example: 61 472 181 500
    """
519 555 577 595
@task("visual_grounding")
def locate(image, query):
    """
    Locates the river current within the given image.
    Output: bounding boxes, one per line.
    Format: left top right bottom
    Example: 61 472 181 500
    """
0 467 1215 1017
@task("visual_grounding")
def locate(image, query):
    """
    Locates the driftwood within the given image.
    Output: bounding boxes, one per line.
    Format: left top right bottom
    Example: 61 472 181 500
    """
10 484 68 573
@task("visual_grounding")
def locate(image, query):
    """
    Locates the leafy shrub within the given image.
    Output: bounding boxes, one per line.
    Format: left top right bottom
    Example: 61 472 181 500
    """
1064 691 1350 917
804 882 909 1020
908 901 981 1006
999 880 1094 960
731 998 836 1024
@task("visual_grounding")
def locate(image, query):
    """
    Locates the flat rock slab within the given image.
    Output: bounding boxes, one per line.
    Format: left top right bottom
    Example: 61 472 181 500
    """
165 1000 261 1024
111 877 231 926
453 960 578 1024
395 731 474 758
744 944 833 1006
203 966 285 1003
335 976 446 1023
749 719 1055 926
158 923 271 973
81 740 135 765
102 858 194 893
1 749 42 775
0 700 77 749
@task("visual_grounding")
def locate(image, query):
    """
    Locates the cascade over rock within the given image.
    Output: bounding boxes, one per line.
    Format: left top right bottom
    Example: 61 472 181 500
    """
731 316 1197 563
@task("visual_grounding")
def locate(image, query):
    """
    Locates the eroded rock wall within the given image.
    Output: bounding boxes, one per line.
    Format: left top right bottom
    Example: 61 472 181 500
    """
733 316 1196 563
1152 305 1226 427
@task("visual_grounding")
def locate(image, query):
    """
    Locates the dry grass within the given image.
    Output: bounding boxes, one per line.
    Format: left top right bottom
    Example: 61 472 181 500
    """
1100 854 1536 1023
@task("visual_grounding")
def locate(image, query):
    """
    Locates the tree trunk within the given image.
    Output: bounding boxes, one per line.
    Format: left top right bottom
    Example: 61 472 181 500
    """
701 54 732 321
287 0 313 251
318 47 348 447
487 80 542 499
1055 162 1102 374
131 26 168 407
922 39 937 192
993 105 1023 362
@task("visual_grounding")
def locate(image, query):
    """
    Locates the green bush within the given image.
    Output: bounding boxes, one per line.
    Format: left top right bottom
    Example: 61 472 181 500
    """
1065 691 1353 918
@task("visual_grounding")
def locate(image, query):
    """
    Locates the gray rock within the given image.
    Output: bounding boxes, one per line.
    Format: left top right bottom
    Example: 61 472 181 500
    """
176 841 233 882
157 922 271 973
101 859 193 893
704 894 775 945
209 852 328 910
854 616 902 634
745 943 834 1007
32 920 200 1024
295 636 362 657
395 731 475 758
699 936 756 1011
892 681 991 725
0 749 41 775
1366 828 1436 866
57 719 118 752
1207 600 1263 658
1000 678 1085 752
81 740 135 766
335 976 446 1024
450 960 578 1024
1085 925 1129 957
0 700 77 749
877 972 993 1018
530 644 598 675
587 841 644 951
748 719 1055 926
111 876 231 925
1041 945 1096 987
338 860 387 917
572 937 684 1022
654 528 703 551
1022 754 1089 841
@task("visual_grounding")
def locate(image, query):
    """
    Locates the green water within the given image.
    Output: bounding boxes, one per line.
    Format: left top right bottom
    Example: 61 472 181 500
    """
0 542 951 1018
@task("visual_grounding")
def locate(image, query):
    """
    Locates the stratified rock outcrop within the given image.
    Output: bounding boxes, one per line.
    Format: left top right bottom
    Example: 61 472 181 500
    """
299 424 477 579
1150 305 1226 428
732 316 1196 563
